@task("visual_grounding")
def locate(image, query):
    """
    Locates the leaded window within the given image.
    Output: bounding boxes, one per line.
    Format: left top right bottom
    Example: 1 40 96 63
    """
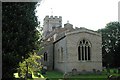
78 39 91 61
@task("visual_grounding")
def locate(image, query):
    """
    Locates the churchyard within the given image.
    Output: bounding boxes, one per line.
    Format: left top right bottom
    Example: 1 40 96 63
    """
42 68 120 80
14 68 120 80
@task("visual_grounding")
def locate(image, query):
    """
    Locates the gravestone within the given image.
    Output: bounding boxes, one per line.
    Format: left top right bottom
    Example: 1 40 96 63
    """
41 66 47 74
118 67 120 74
92 69 96 73
63 73 69 80
72 68 77 75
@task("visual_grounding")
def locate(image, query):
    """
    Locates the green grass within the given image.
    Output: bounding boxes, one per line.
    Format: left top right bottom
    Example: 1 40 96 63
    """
42 69 120 80
43 71 107 80
42 71 108 80
69 74 107 80
14 69 120 80
43 71 63 78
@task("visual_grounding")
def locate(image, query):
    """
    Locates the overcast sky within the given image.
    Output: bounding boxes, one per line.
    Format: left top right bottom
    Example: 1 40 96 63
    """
36 0 120 31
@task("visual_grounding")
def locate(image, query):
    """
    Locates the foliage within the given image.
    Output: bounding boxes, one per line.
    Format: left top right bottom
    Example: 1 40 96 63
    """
2 2 41 79
98 22 120 67
18 52 42 78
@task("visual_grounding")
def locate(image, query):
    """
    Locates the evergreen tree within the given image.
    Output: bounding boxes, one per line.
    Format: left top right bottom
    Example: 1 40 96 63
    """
2 2 40 79
98 22 120 68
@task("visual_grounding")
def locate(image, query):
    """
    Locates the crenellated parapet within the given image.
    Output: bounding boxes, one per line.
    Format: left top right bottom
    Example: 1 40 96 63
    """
44 15 62 21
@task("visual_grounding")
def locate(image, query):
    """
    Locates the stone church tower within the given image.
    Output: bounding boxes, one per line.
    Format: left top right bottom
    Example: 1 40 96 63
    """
43 16 62 38
39 15 102 73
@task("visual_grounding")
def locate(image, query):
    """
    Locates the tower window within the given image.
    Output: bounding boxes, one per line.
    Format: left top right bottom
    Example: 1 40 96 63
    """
78 39 91 61
52 26 55 30
59 21 61 23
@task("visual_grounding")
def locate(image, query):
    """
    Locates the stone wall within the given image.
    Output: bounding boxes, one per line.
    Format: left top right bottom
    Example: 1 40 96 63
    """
64 29 102 72
54 37 67 72
38 41 54 70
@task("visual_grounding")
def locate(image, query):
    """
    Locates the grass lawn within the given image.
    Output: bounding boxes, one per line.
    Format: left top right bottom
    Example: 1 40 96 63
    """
14 69 120 80
69 74 107 80
43 71 63 78
43 71 108 80
42 69 120 80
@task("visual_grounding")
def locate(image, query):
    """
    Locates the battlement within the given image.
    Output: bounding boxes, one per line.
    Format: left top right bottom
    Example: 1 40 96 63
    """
44 15 62 21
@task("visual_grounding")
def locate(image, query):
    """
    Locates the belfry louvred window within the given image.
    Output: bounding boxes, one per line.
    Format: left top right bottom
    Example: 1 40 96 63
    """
78 39 91 61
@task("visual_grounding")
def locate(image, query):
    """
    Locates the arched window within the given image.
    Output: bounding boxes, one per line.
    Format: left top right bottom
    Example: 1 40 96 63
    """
44 52 47 61
78 39 91 61
58 49 60 61
61 47 63 61
58 47 63 62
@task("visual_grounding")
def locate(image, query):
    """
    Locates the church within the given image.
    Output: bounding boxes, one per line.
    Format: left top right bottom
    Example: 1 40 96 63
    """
39 15 102 73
